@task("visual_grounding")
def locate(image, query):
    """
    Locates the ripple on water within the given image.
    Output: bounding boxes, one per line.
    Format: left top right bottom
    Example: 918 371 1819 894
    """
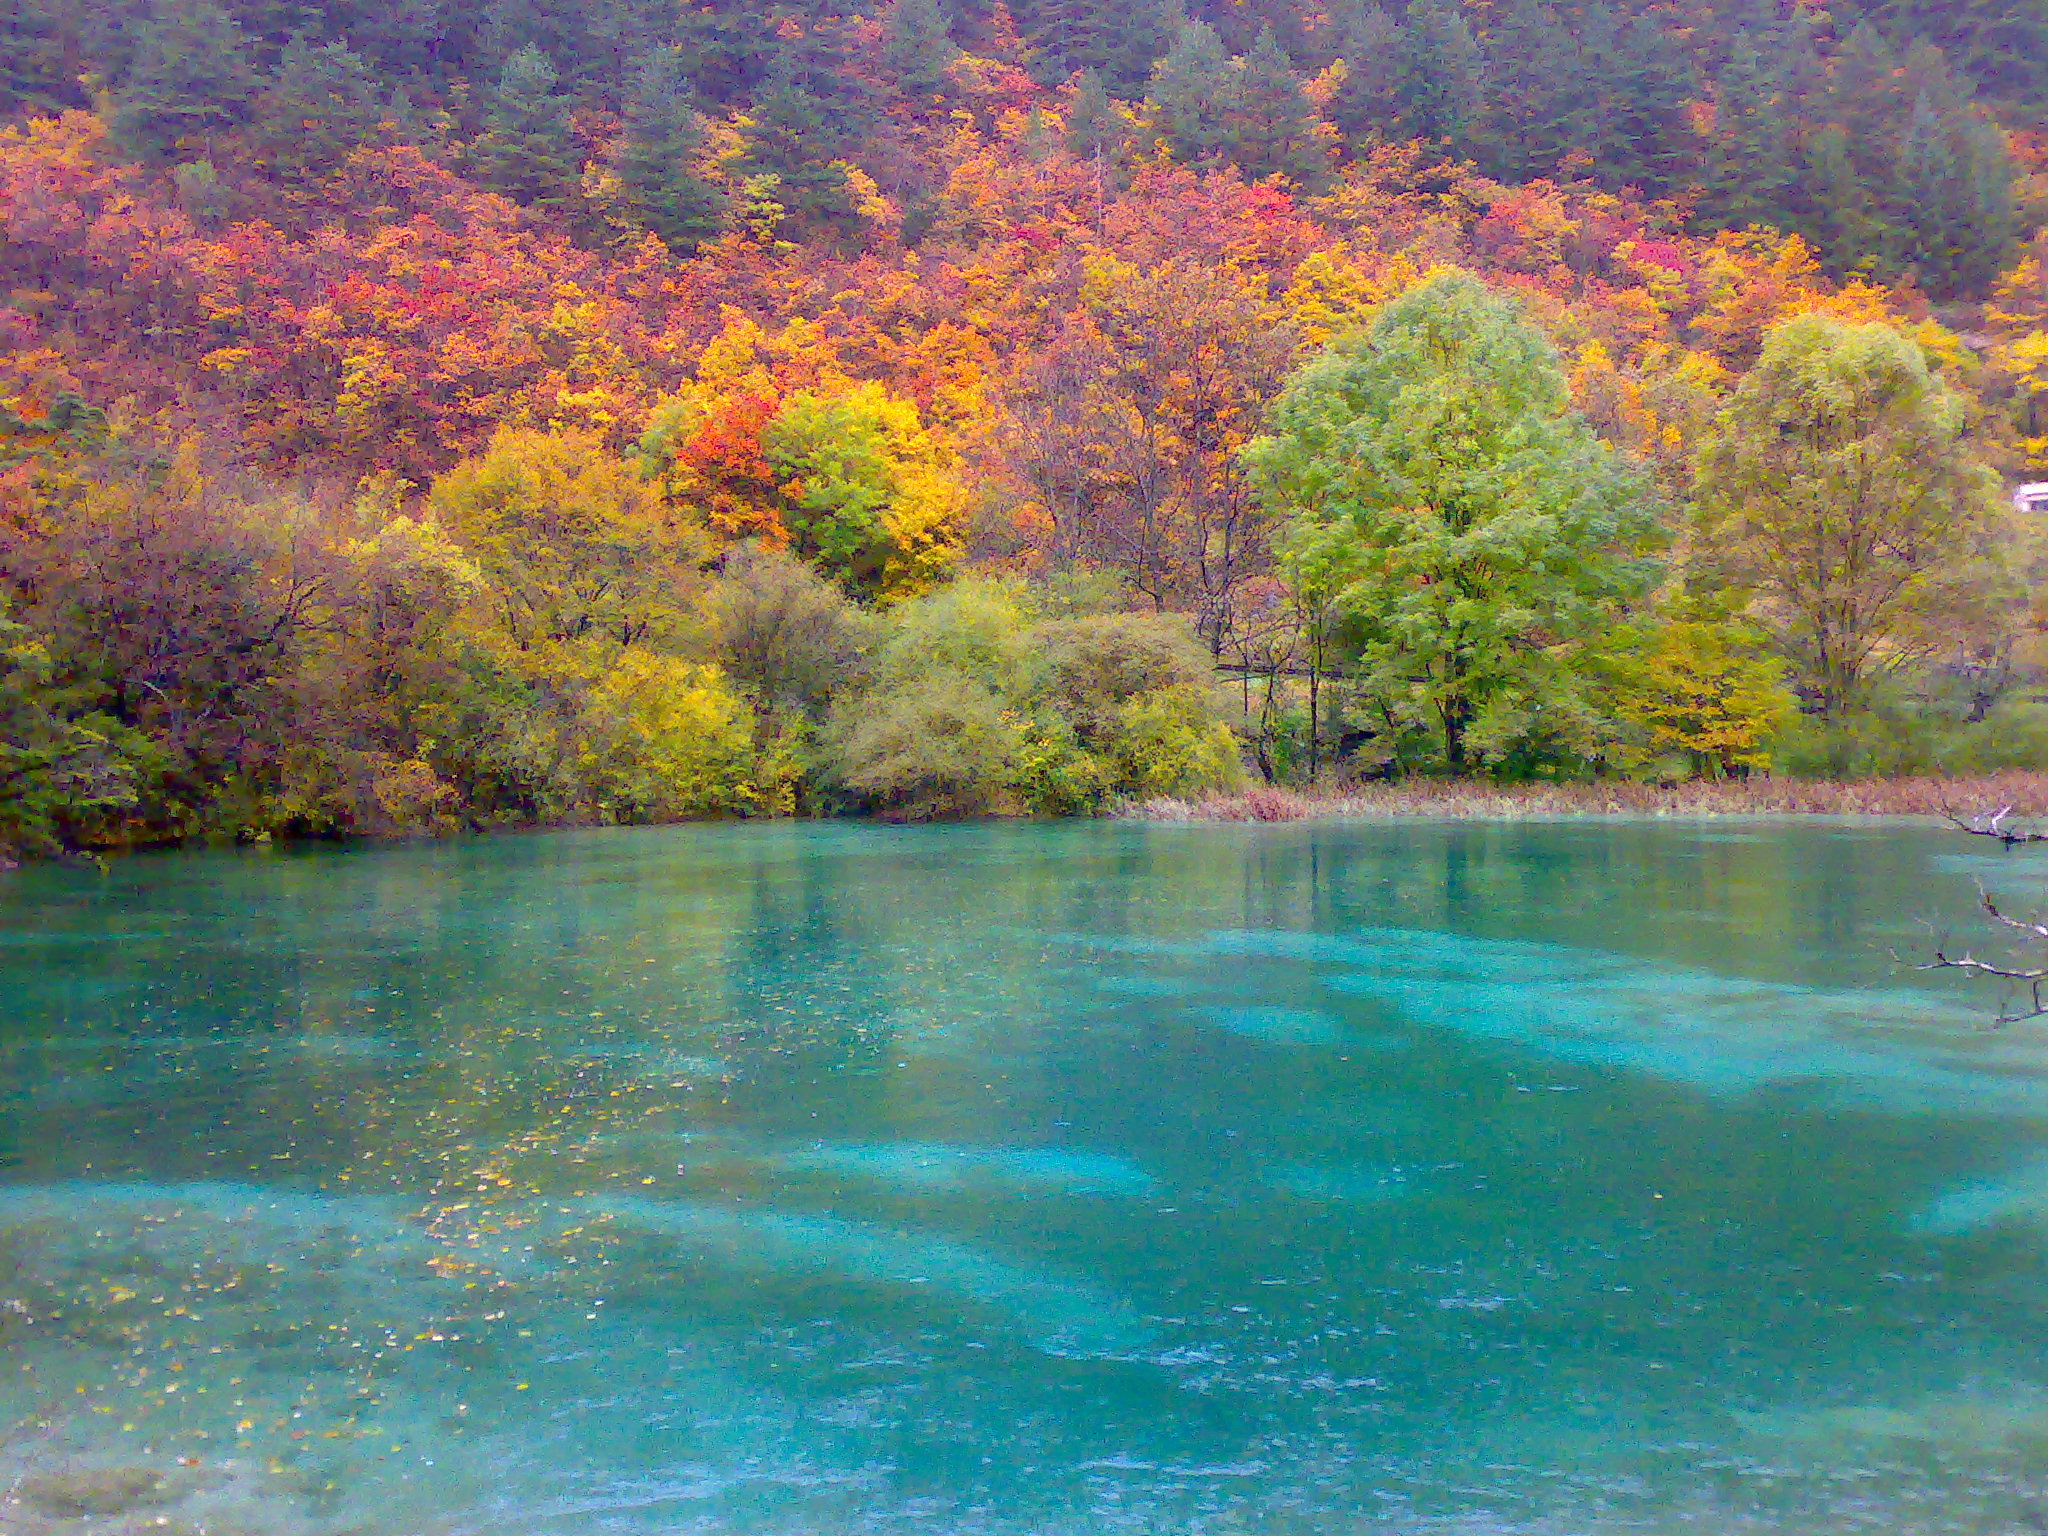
1201 926 2048 1116
779 1141 1158 1198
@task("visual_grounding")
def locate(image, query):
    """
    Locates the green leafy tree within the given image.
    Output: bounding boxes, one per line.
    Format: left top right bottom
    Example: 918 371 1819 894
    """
824 582 1236 818
470 44 584 220
1246 271 1663 776
1694 312 2001 728
0 601 157 861
758 384 965 600
613 49 724 254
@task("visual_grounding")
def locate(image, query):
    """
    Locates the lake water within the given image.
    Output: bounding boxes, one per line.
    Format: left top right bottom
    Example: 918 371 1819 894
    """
5 819 2048 1535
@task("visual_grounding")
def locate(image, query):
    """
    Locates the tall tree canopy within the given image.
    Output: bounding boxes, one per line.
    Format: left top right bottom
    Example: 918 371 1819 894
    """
1694 313 2001 725
1247 272 1664 773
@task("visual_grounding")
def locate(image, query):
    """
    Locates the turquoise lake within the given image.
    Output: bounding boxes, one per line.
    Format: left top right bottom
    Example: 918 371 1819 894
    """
6 819 2048 1533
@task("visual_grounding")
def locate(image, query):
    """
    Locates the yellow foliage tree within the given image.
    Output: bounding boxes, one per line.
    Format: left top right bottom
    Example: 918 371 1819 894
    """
1615 621 1796 777
428 426 704 649
576 653 792 820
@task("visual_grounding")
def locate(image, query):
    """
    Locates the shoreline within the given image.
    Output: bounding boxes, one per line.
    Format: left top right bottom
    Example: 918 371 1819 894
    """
16 772 2048 868
1119 773 2048 823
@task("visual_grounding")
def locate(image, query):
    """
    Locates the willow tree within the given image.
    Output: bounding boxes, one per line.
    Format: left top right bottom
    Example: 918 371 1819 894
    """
1244 271 1662 776
1694 313 2000 726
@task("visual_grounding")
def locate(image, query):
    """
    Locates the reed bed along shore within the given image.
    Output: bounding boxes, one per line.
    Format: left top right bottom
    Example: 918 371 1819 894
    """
1122 773 2048 823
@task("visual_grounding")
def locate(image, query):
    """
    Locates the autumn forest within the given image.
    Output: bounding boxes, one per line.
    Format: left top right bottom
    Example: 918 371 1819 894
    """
2 0 2047 856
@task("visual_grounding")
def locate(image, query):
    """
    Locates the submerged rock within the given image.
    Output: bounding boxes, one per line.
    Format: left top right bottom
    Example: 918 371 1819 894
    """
20 1466 175 1518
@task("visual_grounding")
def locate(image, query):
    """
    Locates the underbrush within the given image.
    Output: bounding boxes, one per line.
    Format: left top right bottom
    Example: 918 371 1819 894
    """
1122 773 2048 822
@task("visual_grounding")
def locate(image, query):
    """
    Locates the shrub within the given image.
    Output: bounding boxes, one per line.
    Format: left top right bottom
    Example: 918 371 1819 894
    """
577 654 791 820
1105 687 1242 797
828 671 1022 819
0 605 158 860
704 544 868 716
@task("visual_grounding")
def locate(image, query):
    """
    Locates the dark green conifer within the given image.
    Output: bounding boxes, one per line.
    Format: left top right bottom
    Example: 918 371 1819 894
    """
883 0 960 108
471 44 584 219
1469 0 1579 180
1 0 81 115
1696 32 1797 230
614 49 724 254
108 0 256 161
1015 0 1178 93
1145 16 1233 163
1575 5 1692 194
736 33 880 239
249 35 387 178
1225 24 1322 184
1392 0 1481 146
1065 67 1120 160
1325 0 1403 144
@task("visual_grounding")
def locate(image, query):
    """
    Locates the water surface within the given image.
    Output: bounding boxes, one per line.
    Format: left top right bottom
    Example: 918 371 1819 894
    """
5 819 2048 1534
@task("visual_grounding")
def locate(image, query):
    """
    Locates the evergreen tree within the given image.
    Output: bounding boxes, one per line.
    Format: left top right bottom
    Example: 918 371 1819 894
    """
1223 24 1323 184
1576 5 1693 194
330 0 447 76
614 49 724 254
471 45 584 220
1145 17 1233 163
1470 0 1580 180
1851 0 2048 114
1893 88 2016 297
108 0 256 161
478 0 651 92
1 0 83 115
1015 0 1178 93
1065 67 1121 161
1696 31 1798 230
737 31 881 239
1828 21 1905 147
249 35 388 178
1800 123 1885 276
670 2 780 106
1392 0 1482 146
883 0 960 108
1325 0 1403 144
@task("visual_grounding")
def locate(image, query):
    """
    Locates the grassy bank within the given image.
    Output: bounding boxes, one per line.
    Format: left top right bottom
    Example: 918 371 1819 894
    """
1122 773 2048 822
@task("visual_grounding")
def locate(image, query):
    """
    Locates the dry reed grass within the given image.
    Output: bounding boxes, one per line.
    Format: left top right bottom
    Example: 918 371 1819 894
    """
1121 773 2048 823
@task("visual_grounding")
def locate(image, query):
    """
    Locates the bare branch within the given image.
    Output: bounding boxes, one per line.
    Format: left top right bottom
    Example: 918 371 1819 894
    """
1940 804 2048 847
1977 885 2048 943
1917 950 2048 1024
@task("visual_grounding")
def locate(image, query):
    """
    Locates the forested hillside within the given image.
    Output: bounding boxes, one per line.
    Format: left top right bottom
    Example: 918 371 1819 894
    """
2 0 2047 854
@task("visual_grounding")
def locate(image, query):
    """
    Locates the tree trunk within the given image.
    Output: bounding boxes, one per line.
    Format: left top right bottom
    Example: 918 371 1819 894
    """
1441 695 1471 777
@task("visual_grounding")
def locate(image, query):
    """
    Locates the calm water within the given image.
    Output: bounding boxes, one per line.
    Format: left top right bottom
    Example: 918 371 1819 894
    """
5 819 2048 1535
